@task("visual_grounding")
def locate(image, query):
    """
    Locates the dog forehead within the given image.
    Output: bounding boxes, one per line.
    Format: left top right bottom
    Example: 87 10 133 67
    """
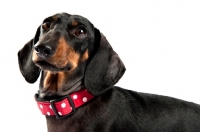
48 13 92 27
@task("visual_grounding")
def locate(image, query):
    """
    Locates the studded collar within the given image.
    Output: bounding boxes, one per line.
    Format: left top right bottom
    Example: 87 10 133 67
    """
34 88 94 119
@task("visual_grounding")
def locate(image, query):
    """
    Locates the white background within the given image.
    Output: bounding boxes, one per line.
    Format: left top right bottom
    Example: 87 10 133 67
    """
0 0 200 131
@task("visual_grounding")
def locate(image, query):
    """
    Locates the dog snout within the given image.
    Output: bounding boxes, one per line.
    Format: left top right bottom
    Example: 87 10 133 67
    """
34 44 55 59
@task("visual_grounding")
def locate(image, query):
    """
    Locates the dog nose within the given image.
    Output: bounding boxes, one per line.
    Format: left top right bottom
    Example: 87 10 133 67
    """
34 45 55 59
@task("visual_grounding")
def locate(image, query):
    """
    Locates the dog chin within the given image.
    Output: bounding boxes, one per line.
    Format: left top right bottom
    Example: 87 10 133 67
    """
35 61 67 72
35 61 72 72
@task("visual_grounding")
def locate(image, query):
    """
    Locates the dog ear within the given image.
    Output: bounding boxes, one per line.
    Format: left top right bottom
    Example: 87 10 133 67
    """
84 29 126 95
18 26 41 83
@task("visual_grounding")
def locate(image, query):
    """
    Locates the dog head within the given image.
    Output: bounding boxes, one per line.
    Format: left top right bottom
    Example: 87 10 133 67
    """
18 13 125 99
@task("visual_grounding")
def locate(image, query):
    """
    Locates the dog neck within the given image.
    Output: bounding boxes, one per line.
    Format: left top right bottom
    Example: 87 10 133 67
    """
35 88 94 119
38 70 85 99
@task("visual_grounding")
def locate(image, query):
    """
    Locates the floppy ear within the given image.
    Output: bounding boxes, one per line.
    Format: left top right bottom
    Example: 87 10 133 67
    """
84 30 126 95
18 26 41 83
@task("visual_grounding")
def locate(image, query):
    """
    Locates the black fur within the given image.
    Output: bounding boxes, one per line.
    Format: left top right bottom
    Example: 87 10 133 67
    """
84 33 125 95
18 13 200 132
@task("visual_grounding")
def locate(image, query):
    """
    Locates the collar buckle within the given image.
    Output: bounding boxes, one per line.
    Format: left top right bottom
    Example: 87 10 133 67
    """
50 95 76 119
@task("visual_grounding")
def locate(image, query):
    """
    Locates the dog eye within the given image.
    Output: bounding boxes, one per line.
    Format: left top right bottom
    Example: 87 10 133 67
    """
42 22 51 30
74 26 87 38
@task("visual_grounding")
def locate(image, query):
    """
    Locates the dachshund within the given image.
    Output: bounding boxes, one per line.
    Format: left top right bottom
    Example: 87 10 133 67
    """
18 12 200 132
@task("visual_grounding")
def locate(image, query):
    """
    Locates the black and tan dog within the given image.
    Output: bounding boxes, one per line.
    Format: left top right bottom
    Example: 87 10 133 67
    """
18 13 200 132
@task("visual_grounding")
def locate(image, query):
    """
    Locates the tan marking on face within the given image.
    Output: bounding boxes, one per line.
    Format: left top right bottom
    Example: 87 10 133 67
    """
52 15 58 21
81 49 89 61
43 71 56 89
72 20 78 27
43 71 66 91
42 23 48 30
47 37 80 70
57 72 66 89
32 50 39 62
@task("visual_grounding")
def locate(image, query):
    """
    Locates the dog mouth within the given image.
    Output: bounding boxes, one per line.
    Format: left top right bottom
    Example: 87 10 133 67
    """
35 60 72 72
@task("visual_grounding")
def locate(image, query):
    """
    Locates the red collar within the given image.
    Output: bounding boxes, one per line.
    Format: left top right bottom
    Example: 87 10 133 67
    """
35 89 94 119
